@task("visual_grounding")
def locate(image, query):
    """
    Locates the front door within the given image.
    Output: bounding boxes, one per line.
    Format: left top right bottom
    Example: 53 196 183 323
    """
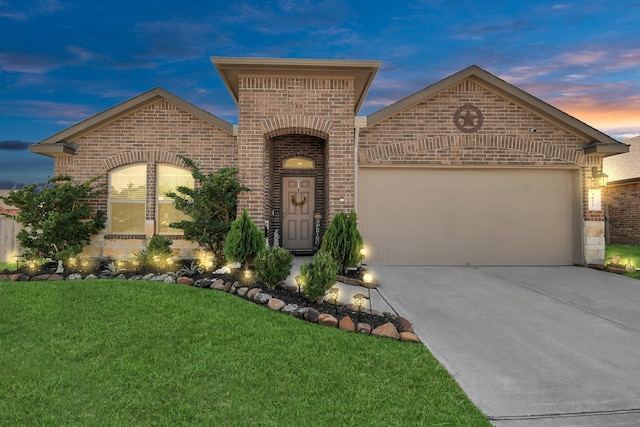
282 176 315 250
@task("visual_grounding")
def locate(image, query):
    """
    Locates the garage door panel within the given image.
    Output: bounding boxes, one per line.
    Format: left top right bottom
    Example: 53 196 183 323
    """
359 168 575 266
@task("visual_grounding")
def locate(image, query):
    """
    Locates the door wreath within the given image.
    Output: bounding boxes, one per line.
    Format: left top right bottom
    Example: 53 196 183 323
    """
290 194 308 208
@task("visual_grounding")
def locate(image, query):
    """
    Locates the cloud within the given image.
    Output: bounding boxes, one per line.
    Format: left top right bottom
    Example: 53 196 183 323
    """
132 19 231 61
65 45 109 66
0 140 31 151
0 0 65 21
0 52 59 73
0 100 96 122
0 150 53 188
225 0 351 35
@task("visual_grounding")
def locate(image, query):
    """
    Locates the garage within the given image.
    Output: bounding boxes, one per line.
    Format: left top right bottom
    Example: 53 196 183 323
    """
358 167 579 266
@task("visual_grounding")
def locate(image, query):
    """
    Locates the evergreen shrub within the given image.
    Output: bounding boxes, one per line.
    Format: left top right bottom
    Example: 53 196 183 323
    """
255 247 294 289
320 211 364 274
300 251 338 302
224 209 265 270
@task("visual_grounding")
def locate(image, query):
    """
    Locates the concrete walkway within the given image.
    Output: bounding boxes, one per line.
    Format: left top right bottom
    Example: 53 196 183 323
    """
286 256 397 315
368 265 640 426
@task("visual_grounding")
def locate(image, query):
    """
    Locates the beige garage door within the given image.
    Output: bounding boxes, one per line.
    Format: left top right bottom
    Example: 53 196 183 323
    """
358 168 577 266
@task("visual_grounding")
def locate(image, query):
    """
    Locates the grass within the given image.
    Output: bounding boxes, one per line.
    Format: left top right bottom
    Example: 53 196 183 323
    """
0 261 17 271
606 244 640 267
606 244 640 279
0 280 490 426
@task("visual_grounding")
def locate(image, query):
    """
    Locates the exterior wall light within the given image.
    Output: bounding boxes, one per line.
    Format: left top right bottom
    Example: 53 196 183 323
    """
592 166 608 187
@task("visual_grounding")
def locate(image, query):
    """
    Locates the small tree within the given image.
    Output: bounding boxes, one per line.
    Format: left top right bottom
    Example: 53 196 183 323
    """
255 247 294 289
224 209 265 270
300 251 338 302
165 155 248 256
0 175 106 261
320 211 364 274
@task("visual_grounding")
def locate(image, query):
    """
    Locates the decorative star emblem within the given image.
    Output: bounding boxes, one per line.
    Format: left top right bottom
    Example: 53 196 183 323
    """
454 104 483 133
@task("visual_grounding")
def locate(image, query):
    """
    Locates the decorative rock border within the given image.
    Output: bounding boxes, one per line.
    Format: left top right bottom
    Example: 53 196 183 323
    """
588 263 638 275
0 271 421 344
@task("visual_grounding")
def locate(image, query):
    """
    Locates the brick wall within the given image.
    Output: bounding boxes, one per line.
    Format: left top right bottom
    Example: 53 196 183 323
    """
359 78 604 222
270 135 325 237
236 76 355 228
54 99 237 258
605 182 640 244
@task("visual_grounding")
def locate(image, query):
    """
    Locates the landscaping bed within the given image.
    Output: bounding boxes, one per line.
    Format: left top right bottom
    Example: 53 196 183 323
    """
0 259 419 343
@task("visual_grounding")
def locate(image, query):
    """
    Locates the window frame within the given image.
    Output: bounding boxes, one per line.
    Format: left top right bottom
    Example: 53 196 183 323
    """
156 163 194 235
108 163 147 235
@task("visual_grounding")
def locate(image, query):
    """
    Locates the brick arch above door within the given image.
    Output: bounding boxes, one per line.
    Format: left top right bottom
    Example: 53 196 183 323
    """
261 115 332 140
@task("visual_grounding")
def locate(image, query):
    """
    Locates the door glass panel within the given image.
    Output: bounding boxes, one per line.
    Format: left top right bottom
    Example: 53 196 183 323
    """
283 158 314 169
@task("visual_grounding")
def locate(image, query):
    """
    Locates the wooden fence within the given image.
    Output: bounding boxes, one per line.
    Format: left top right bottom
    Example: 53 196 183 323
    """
0 217 22 262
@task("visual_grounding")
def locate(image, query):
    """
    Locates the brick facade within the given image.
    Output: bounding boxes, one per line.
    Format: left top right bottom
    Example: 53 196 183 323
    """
604 182 640 244
33 60 624 264
53 98 237 258
236 76 356 230
359 79 605 221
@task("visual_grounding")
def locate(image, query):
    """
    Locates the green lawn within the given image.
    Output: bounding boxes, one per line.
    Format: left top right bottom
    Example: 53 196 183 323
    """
0 261 17 271
0 280 490 426
606 244 640 279
606 244 640 267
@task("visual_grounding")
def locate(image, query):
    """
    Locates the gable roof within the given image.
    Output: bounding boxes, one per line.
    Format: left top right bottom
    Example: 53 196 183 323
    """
31 87 234 158
211 57 381 114
366 65 627 156
603 136 640 182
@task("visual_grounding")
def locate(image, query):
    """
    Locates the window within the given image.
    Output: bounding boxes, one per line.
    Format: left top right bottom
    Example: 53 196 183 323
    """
157 164 194 234
283 157 314 169
109 164 146 234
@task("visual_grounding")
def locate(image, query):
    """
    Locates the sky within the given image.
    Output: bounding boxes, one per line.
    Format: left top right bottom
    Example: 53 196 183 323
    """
1 0 640 188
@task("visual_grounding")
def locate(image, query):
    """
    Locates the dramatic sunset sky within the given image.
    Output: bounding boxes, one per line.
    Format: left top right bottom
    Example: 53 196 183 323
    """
1 0 639 188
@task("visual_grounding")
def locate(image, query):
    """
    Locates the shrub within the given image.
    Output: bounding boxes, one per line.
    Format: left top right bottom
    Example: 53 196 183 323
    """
320 211 364 274
99 261 127 278
0 175 106 261
300 251 338 302
131 235 173 271
165 155 248 256
255 247 294 289
177 261 203 278
147 235 173 257
224 209 265 270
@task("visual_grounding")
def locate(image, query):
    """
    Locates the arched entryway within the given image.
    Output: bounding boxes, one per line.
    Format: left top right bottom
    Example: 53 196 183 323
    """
266 134 326 254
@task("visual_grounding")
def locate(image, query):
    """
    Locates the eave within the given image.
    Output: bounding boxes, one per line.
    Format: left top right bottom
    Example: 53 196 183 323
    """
582 141 630 157
211 57 381 114
30 141 78 158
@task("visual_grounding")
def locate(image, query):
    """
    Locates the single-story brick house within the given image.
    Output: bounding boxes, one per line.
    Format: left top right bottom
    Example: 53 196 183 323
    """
603 136 640 245
31 57 628 265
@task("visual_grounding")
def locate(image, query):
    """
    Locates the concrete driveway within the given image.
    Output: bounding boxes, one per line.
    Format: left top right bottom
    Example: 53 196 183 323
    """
370 266 640 426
